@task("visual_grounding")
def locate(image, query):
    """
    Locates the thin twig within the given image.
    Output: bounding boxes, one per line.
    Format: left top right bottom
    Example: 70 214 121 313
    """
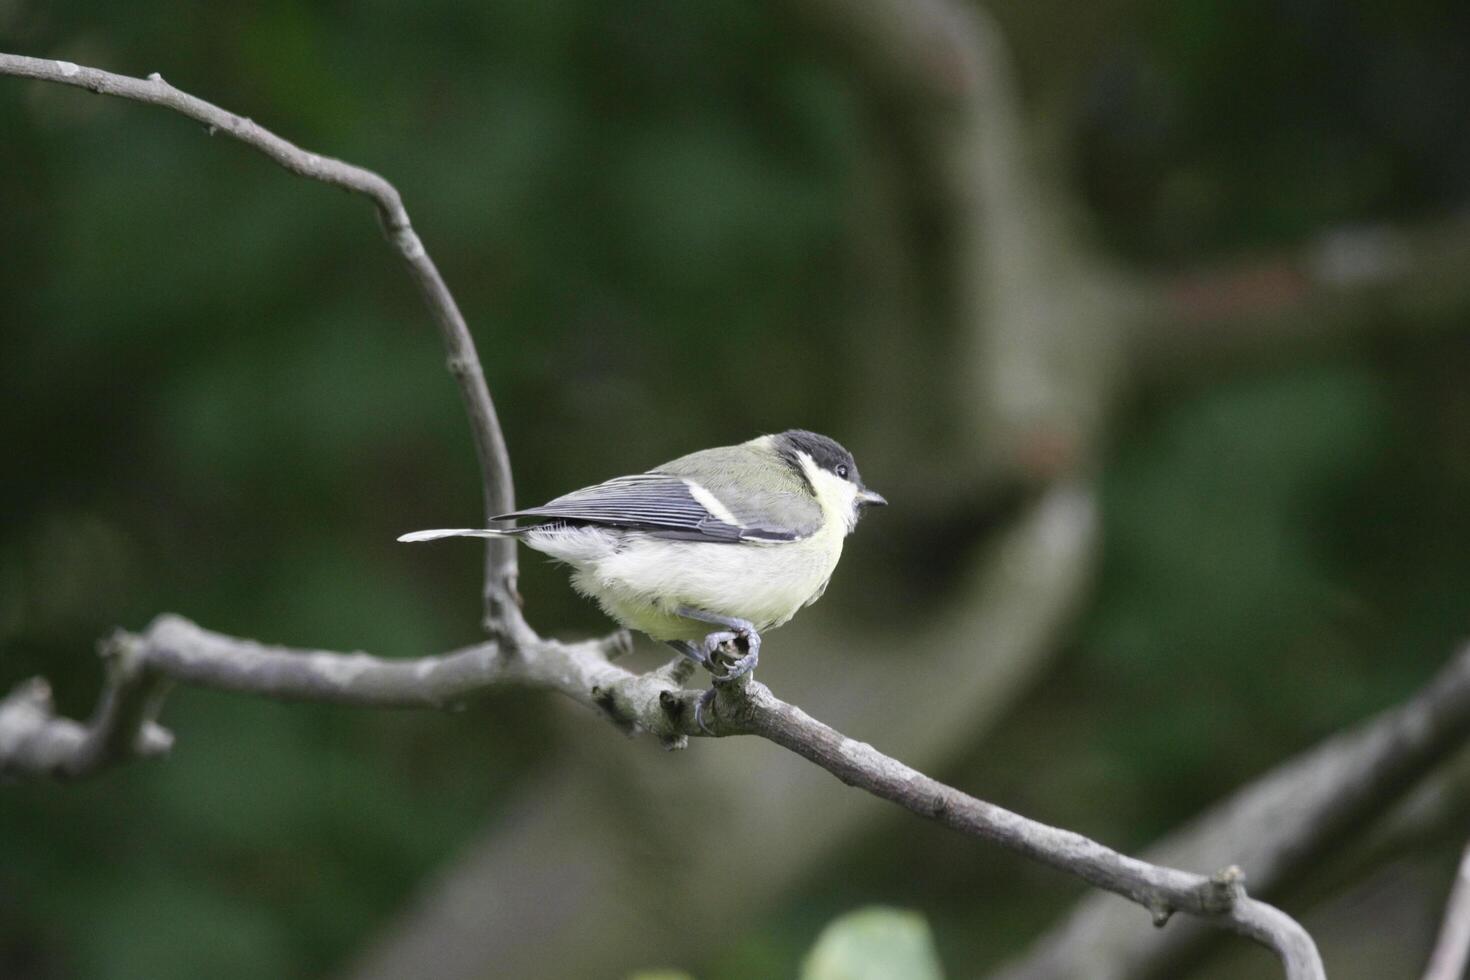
0 52 519 626
0 52 1323 978
1424 842 1470 980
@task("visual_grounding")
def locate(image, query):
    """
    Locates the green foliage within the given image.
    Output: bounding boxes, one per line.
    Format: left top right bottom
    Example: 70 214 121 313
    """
800 907 944 980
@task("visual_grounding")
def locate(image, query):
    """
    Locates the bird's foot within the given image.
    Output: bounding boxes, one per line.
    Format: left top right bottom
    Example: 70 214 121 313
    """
698 626 760 734
671 608 763 735
692 620 761 684
707 633 759 684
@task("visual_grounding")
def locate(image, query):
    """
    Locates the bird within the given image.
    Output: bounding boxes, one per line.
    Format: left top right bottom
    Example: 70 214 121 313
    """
398 430 886 728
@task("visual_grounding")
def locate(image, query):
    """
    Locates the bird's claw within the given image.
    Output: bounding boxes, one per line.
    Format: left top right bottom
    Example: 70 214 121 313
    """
681 616 763 734
713 646 759 683
699 630 739 661
701 624 761 683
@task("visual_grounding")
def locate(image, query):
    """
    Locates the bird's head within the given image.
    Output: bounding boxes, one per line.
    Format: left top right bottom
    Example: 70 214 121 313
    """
770 429 886 533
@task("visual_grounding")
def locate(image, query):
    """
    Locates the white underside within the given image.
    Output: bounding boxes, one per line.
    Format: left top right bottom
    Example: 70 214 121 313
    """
522 520 845 641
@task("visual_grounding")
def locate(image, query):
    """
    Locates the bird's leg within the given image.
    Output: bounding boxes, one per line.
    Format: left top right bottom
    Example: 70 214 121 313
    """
673 607 761 683
672 608 763 735
667 639 719 734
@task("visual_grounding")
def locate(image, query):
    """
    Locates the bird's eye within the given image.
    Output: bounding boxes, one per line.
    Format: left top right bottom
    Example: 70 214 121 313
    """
835 464 849 479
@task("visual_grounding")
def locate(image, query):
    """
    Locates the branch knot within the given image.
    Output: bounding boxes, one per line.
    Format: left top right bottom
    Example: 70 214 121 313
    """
1199 864 1246 914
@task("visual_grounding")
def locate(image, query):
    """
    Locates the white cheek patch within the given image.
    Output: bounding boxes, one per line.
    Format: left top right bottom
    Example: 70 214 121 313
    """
798 453 862 532
684 479 740 527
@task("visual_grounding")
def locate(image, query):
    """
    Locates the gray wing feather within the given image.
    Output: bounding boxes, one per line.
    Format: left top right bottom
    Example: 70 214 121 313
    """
496 474 746 542
498 455 821 543
655 445 823 540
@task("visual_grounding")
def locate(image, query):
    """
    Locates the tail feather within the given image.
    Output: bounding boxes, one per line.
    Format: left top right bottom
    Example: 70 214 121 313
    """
397 528 516 543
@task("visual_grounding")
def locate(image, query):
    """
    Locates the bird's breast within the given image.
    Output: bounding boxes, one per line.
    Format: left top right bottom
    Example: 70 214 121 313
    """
574 526 846 641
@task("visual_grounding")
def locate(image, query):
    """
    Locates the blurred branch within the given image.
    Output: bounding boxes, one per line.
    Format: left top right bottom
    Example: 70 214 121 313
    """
0 52 519 624
994 639 1470 980
1334 746 1470 892
0 642 172 778
0 51 1324 978
1132 213 1470 379
1423 842 1470 980
793 0 1126 491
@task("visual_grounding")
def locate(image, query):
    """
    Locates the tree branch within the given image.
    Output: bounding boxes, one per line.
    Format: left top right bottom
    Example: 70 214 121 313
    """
0 610 1322 977
0 51 1323 978
1423 842 1470 980
995 640 1470 980
0 614 664 780
0 52 519 625
729 685 1322 978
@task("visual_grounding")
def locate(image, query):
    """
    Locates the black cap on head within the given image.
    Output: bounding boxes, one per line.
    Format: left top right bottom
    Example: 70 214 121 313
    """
774 429 860 484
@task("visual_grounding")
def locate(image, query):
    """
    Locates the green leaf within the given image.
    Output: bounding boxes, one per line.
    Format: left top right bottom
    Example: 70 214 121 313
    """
800 907 944 980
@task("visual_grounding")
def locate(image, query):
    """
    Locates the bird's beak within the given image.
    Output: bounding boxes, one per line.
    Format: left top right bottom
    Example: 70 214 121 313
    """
858 488 888 508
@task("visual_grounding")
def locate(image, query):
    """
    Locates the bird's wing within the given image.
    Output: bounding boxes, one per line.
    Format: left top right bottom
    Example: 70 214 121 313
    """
497 471 816 543
655 445 824 541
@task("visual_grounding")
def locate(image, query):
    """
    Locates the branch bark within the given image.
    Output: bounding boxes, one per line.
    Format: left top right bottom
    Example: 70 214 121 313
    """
0 51 1324 978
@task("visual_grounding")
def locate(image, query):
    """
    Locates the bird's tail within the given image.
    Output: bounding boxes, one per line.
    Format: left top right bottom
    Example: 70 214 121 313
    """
397 527 520 543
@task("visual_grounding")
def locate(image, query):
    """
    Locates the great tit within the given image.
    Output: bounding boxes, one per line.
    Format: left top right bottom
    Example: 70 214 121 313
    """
399 430 886 723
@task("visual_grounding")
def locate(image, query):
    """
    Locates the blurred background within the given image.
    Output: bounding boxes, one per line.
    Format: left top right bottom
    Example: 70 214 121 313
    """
3 0 1470 977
